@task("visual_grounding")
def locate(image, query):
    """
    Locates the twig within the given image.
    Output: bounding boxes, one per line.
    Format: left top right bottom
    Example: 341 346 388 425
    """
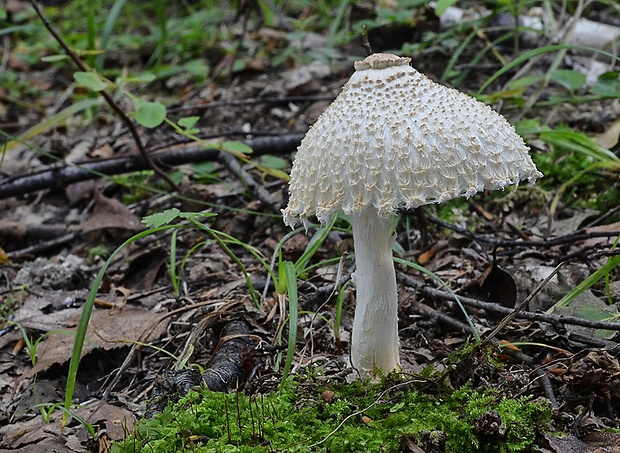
0 134 304 199
500 347 560 410
29 0 179 192
400 274 620 331
167 95 335 114
361 24 373 56
426 214 620 252
411 301 471 334
218 152 279 213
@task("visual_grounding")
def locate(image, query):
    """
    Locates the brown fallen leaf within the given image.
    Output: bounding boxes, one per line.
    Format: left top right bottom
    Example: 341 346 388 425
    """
594 116 620 149
79 191 144 232
0 398 136 451
24 306 168 377
461 264 517 310
417 240 448 265
563 350 620 400
545 432 620 452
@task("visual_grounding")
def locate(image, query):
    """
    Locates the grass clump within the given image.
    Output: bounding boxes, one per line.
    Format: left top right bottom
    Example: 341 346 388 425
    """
113 377 551 453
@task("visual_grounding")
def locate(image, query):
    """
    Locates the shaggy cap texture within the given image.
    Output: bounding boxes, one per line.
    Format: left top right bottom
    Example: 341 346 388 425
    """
283 53 542 226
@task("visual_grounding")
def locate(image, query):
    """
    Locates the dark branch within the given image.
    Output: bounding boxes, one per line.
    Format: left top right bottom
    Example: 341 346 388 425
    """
0 134 304 199
401 274 620 332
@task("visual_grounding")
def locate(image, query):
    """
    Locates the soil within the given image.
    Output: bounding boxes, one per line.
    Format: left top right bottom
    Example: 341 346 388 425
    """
1 1 620 452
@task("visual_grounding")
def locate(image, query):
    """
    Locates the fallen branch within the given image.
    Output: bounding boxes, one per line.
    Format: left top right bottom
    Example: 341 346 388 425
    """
400 274 620 332
218 152 280 213
0 133 304 200
426 214 620 253
168 95 335 115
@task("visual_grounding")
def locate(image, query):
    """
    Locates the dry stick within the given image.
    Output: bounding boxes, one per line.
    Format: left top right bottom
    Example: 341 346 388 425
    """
5 135 303 259
8 231 77 260
500 347 560 410
361 24 373 56
400 274 620 332
168 95 335 114
29 0 179 192
218 152 279 213
426 214 620 251
411 300 471 334
0 133 305 199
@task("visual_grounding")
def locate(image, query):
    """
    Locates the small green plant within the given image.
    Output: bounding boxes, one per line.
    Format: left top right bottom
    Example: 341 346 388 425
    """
554 244 620 309
12 322 45 366
62 207 287 426
166 230 208 298
33 402 96 438
517 119 620 213
87 245 109 264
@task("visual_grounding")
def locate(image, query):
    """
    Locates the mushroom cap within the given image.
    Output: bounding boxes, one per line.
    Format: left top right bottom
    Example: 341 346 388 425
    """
283 53 542 226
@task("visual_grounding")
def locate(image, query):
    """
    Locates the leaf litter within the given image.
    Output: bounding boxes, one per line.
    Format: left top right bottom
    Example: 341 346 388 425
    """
1 1 620 452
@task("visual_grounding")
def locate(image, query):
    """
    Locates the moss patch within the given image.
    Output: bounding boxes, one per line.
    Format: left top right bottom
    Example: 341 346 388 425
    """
113 377 551 453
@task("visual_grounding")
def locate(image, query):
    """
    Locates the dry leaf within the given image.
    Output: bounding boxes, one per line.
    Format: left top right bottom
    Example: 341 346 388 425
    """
594 116 620 149
79 191 144 232
25 306 168 377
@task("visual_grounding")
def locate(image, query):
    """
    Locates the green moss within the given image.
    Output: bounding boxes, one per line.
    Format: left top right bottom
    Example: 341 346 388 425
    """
113 376 551 453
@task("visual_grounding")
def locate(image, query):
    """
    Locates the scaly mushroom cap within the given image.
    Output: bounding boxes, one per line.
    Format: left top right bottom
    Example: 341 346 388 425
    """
283 53 542 226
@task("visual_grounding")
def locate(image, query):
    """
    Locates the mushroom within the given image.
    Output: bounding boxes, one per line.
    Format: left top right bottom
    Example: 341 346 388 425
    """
282 53 542 376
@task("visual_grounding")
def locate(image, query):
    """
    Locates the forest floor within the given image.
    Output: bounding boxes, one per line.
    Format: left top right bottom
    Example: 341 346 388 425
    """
1 1 620 452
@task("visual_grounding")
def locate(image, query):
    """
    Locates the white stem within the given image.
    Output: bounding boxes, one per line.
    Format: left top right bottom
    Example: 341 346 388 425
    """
350 207 400 375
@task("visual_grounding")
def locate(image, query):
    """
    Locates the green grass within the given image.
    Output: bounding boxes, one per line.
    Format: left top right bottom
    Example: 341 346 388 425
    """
112 376 551 453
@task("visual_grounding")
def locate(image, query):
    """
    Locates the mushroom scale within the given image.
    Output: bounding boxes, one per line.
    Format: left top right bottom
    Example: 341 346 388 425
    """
282 53 542 227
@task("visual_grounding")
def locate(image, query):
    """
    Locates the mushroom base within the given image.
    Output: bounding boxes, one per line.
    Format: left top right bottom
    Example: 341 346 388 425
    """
350 207 401 375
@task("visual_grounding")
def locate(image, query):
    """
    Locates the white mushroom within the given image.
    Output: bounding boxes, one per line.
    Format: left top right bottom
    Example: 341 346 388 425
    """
282 53 542 377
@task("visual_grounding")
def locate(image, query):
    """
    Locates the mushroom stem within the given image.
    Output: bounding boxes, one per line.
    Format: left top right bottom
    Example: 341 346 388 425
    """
350 206 401 375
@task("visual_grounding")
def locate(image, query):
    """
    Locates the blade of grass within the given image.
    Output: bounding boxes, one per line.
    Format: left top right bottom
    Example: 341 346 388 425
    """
63 224 184 429
86 8 97 69
548 161 620 232
95 0 128 71
328 0 349 45
294 217 336 277
263 225 312 300
169 229 179 296
280 260 298 384
478 44 620 93
441 28 477 82
146 0 168 67
189 220 274 307
538 129 620 162
552 254 620 309
3 98 103 152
